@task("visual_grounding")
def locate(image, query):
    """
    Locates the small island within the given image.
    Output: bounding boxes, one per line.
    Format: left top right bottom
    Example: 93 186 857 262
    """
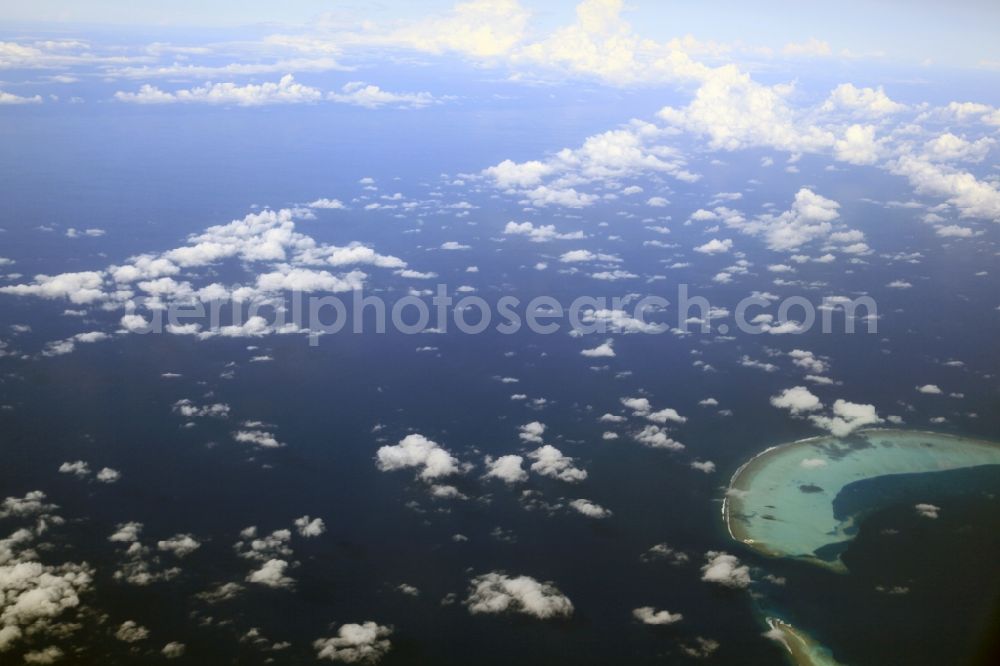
723 429 1000 572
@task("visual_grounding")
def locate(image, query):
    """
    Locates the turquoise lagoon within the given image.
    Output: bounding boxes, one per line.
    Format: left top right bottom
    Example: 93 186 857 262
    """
723 429 1000 572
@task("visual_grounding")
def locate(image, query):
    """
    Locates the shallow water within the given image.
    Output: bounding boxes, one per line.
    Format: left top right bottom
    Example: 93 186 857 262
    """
725 429 1000 569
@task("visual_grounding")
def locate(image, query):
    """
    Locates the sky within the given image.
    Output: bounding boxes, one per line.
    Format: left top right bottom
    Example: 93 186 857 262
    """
3 0 1000 69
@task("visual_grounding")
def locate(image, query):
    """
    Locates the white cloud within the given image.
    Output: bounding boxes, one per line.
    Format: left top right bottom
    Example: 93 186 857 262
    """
0 501 93 655
375 434 462 481
632 606 683 625
334 0 529 59
96 467 121 483
621 396 651 415
157 534 201 558
162 642 186 659
527 445 587 482
916 384 942 395
294 516 327 538
115 620 150 643
503 221 584 242
0 271 105 304
465 572 573 619
935 224 977 238
788 349 828 375
518 421 546 444
820 83 906 116
914 503 941 519
108 522 143 543
483 455 528 484
690 460 716 474
173 399 230 419
246 558 295 589
834 123 881 165
559 249 620 263
568 499 612 518
579 309 666 334
58 461 90 478
694 238 733 254
645 408 686 425
658 67 835 154
580 339 615 357
633 425 684 451
327 81 437 109
0 90 42 105
22 646 64 663
700 551 751 588
729 188 843 252
233 428 284 448
308 198 345 209
889 154 1000 221
770 386 822 415
115 74 323 106
923 133 994 163
313 622 393 663
484 121 697 208
809 399 882 437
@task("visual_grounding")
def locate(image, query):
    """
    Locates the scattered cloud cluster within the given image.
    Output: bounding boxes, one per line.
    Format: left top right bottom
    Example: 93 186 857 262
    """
465 572 573 619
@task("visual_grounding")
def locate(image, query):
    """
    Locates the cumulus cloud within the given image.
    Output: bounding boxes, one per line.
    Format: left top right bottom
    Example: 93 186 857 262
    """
578 309 666 334
483 455 528 484
527 445 587 482
1 498 94 655
580 339 615 357
115 74 324 106
568 499 612 518
694 238 733 254
173 399 230 419
465 572 573 619
115 620 150 643
327 81 438 109
0 90 43 105
770 386 823 414
58 461 90 478
157 534 201 558
1 207 407 344
294 516 327 538
375 434 462 481
0 271 106 304
820 83 907 117
483 120 697 208
731 188 844 252
246 558 295 589
518 421 546 444
809 399 882 437
503 221 584 242
314 622 393 663
789 349 828 375
645 407 686 425
96 467 121 483
632 606 683 625
162 642 186 658
633 425 684 450
233 428 284 449
700 551 751 588
914 503 941 519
